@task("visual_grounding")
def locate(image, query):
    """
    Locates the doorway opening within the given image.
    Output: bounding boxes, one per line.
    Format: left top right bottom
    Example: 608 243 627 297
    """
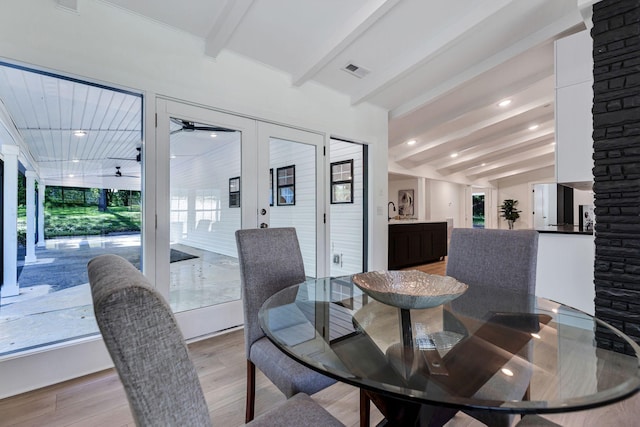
329 138 367 276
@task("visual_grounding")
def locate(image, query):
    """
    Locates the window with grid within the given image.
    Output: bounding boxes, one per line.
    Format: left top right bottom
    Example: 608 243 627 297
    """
330 160 353 204
229 177 240 208
276 165 295 206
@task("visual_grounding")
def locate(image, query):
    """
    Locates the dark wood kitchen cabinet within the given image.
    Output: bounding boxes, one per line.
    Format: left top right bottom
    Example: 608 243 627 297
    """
388 222 447 269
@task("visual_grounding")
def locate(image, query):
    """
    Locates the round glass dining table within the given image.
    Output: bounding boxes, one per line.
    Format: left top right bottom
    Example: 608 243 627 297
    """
258 276 640 425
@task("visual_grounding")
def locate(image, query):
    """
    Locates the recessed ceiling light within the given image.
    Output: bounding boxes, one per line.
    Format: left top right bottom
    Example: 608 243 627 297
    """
481 163 486 167
406 139 417 146
73 130 87 137
210 133 217 138
72 159 80 163
550 142 556 146
528 124 539 131
170 155 177 159
68 174 74 178
498 99 512 107
450 153 458 158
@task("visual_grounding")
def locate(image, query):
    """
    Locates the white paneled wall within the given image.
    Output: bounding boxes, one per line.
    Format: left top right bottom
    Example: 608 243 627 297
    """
269 138 317 276
330 140 364 276
170 135 241 257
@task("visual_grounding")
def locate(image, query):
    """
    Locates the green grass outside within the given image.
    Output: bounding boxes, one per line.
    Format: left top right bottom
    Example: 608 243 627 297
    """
17 205 141 243
472 215 485 227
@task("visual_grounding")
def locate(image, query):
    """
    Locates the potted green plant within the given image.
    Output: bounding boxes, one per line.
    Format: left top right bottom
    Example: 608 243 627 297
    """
500 199 521 229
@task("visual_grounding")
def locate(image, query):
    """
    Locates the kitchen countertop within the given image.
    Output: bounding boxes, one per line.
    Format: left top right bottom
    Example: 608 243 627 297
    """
388 219 447 225
536 225 593 235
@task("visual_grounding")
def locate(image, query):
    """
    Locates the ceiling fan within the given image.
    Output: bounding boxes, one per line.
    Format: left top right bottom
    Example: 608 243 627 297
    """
108 147 142 162
97 166 139 178
170 118 237 135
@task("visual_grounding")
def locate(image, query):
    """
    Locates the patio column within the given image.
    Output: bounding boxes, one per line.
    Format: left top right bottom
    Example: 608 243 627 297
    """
1 144 19 297
37 180 45 247
25 171 37 263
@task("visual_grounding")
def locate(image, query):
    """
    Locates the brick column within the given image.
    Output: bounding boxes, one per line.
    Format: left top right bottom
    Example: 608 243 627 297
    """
592 0 640 354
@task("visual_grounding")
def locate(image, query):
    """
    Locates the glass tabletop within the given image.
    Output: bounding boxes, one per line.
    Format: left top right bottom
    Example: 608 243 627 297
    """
258 276 640 414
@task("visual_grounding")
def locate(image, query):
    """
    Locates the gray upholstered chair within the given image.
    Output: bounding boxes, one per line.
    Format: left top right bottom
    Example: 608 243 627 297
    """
446 228 539 293
235 227 336 422
88 254 343 427
446 227 539 427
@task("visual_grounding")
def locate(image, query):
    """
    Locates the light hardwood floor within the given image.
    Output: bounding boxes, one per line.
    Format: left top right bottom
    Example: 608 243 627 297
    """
2 260 639 426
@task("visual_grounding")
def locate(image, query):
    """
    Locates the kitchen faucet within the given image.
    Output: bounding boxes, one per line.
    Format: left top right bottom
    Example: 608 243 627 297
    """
388 201 396 221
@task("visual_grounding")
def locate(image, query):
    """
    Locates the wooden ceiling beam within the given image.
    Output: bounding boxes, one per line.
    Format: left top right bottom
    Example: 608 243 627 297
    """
292 0 401 87
204 0 255 59
387 9 582 118
350 0 516 106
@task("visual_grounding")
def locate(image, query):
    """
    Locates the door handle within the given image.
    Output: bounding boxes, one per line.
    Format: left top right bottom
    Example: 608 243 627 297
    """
260 223 268 229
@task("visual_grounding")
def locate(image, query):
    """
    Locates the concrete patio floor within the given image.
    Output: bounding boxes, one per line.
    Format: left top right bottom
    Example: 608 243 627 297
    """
0 234 241 356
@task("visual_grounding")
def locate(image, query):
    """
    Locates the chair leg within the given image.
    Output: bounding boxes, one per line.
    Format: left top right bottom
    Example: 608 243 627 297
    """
360 389 370 427
246 360 256 423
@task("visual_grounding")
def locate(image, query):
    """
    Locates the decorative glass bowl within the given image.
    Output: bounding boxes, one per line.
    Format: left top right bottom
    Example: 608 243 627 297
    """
352 270 468 310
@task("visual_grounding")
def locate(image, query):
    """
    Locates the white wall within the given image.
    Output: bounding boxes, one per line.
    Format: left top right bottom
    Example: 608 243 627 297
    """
170 135 241 257
497 166 555 230
0 0 388 398
427 179 465 227
389 178 420 219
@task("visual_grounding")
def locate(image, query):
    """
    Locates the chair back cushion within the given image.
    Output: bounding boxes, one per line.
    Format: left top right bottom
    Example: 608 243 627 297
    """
235 228 306 357
88 254 212 427
446 228 539 294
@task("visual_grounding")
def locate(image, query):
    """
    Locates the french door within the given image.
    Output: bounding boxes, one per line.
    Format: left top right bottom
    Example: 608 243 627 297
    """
155 99 324 339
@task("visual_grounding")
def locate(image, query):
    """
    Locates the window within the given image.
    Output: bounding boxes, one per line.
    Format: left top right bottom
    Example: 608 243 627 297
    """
330 160 353 204
229 177 240 208
276 165 295 206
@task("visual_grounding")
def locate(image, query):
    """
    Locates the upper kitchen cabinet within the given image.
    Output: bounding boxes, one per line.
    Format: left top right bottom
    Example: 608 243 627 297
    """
555 30 594 187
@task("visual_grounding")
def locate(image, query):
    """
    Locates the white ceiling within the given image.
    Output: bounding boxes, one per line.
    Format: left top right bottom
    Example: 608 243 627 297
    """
0 0 589 189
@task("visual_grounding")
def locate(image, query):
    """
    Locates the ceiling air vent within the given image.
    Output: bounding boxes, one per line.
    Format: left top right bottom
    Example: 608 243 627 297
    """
342 62 370 79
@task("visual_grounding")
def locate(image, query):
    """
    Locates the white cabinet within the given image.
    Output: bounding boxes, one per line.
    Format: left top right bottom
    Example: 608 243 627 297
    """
555 30 593 186
556 81 593 184
555 31 593 88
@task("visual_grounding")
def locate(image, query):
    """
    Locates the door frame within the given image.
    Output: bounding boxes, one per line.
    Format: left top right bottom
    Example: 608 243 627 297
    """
155 98 327 338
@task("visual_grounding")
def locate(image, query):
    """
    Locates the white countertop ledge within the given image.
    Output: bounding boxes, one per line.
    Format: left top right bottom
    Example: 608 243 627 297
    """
388 219 447 225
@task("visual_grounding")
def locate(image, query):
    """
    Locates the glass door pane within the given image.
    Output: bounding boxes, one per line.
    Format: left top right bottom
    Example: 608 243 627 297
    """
168 117 242 313
257 123 324 278
156 100 256 337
